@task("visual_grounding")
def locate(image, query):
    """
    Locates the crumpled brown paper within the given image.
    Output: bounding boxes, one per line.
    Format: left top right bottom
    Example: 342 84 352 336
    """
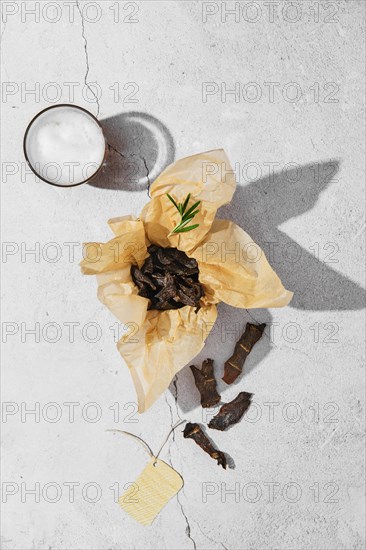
80 149 293 412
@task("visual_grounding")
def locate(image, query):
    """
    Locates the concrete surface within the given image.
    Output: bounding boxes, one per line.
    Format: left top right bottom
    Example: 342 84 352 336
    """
1 1 365 549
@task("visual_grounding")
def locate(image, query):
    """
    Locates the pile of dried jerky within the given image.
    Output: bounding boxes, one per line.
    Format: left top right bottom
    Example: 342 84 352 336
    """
132 245 267 470
183 323 266 469
131 245 203 311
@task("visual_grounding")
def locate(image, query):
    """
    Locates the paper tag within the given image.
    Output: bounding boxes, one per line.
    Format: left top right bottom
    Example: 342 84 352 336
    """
119 457 183 526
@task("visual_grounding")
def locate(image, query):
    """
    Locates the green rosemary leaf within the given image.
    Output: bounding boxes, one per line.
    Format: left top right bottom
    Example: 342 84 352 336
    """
167 193 179 211
182 208 199 221
166 192 200 235
174 224 200 233
184 200 201 218
182 193 191 215
172 216 194 232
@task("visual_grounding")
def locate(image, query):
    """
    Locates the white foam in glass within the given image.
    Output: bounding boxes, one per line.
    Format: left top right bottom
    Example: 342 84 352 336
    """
25 106 106 186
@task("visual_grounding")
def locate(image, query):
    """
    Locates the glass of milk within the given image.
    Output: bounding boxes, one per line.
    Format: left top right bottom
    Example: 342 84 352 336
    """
23 104 107 187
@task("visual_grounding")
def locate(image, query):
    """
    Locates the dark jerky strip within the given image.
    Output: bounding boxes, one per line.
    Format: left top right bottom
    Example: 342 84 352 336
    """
208 391 253 431
183 422 227 469
131 265 157 291
222 323 266 384
131 245 203 311
190 359 220 408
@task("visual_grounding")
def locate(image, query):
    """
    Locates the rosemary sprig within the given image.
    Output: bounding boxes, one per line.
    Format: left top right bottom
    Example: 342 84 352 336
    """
166 192 201 235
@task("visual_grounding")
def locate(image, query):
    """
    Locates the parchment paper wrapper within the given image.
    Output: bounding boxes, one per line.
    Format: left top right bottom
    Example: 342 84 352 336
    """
81 149 293 412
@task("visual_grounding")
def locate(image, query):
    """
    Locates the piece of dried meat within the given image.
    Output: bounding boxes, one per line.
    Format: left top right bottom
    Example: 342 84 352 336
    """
208 392 253 431
190 359 220 408
131 246 204 311
222 323 266 384
183 422 227 469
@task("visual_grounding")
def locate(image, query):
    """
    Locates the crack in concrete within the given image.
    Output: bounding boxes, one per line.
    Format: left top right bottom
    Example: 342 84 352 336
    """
163 376 183 463
142 157 151 197
177 493 197 550
191 518 229 550
107 142 127 160
1 12 7 44
106 144 152 194
164 392 176 465
76 0 100 117
164 380 195 549
172 375 182 421
171 378 197 549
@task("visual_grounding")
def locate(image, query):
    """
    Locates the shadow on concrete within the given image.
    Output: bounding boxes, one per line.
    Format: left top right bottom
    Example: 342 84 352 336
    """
172 159 365 414
88 111 175 192
219 160 364 311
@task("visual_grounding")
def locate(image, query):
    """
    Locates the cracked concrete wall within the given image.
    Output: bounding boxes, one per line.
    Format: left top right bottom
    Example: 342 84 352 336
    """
1 1 365 549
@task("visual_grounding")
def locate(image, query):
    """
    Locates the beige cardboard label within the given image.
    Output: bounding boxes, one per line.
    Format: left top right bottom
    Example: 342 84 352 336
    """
119 457 183 526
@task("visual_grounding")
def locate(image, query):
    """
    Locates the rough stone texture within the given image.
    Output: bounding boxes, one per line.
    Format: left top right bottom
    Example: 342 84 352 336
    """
1 1 365 549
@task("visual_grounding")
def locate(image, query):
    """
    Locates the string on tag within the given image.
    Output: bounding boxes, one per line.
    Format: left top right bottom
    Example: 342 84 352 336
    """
107 419 185 464
106 429 154 457
154 419 185 462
